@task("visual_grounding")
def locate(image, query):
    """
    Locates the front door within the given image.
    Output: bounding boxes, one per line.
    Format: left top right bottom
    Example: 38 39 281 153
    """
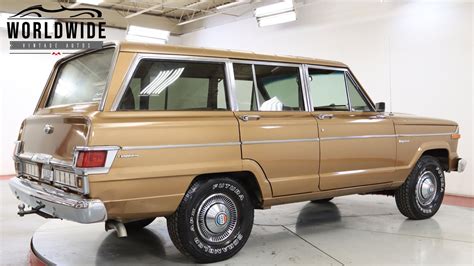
307 67 396 190
232 62 319 196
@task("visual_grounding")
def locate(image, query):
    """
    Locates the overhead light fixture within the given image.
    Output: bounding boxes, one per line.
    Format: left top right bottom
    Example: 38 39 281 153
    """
216 0 251 10
255 0 296 27
126 25 170 44
75 0 103 5
257 10 296 27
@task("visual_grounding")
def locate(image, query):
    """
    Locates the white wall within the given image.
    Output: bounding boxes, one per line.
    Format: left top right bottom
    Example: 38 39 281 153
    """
180 2 473 196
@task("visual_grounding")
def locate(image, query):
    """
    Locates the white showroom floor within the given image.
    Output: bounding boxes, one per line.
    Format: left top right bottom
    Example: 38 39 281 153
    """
1 178 473 265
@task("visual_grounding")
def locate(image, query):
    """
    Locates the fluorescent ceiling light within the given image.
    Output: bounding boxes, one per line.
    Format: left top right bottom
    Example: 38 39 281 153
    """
254 0 294 18
126 25 170 44
216 0 251 10
257 10 296 27
75 0 103 5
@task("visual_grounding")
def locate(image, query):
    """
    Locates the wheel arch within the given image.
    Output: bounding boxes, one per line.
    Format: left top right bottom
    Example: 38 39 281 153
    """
189 163 273 209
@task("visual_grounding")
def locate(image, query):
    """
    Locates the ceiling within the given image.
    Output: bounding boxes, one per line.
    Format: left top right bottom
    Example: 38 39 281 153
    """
60 0 258 25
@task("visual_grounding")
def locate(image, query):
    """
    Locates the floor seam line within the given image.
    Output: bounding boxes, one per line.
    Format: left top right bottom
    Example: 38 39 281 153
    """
340 226 474 244
281 225 345 266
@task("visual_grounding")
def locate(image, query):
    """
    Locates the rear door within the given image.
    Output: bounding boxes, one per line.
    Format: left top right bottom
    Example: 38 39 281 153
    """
232 62 319 197
307 67 396 190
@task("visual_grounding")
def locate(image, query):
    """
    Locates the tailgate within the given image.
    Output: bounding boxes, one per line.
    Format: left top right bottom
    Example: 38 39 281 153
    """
21 115 90 162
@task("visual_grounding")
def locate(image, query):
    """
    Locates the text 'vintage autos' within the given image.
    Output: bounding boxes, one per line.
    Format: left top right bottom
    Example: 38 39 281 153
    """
10 42 466 262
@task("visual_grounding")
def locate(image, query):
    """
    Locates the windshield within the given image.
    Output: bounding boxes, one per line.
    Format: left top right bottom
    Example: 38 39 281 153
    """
46 48 115 107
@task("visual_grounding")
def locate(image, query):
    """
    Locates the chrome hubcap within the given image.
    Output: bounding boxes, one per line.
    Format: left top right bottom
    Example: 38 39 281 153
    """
416 171 437 206
196 193 238 243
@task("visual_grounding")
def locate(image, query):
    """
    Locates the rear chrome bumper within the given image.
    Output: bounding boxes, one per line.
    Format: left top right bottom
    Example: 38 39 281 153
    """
9 177 107 224
457 158 467 173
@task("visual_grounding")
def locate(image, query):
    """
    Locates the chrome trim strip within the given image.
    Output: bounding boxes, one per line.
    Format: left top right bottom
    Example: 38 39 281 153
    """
397 133 453 137
320 135 396 141
242 138 319 145
122 142 241 151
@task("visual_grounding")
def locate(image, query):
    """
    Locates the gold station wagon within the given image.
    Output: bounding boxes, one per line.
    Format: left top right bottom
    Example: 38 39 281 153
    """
10 42 466 262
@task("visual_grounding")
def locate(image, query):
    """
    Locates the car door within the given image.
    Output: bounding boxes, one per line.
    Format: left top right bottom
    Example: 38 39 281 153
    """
232 62 319 197
307 66 396 190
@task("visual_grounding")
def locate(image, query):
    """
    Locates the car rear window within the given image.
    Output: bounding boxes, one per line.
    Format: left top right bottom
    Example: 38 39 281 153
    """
46 48 115 107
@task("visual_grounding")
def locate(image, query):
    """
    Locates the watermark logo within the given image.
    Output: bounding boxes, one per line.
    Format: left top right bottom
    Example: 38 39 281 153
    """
6 4 107 55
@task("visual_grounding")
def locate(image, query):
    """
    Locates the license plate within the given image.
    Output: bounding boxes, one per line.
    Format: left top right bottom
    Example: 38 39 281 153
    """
41 168 54 181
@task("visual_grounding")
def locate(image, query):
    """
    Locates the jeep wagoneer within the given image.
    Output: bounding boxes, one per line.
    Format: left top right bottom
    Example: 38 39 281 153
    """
10 42 466 262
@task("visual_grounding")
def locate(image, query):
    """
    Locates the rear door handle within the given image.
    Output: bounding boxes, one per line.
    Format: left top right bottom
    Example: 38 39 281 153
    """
316 113 334 120
369 114 386 119
239 115 261 122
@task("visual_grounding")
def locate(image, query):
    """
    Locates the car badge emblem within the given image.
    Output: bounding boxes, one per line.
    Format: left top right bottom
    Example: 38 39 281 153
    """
44 124 54 134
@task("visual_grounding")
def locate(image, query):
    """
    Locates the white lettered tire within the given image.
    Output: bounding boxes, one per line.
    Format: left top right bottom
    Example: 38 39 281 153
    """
167 177 254 263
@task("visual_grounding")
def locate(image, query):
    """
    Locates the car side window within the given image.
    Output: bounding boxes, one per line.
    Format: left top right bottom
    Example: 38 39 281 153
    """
118 59 228 111
346 76 373 112
234 64 304 111
233 63 259 111
308 69 349 111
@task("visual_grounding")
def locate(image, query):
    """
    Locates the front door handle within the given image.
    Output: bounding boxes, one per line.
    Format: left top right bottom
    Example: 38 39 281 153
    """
316 113 334 120
239 115 261 122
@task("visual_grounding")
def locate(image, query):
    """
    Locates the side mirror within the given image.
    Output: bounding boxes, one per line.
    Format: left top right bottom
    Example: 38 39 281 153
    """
375 102 385 112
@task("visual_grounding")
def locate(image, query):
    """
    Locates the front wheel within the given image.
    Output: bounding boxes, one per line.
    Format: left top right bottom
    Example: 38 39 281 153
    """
167 177 254 263
395 155 445 219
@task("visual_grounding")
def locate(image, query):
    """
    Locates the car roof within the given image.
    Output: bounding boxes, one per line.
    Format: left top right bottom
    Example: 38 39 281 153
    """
118 41 348 68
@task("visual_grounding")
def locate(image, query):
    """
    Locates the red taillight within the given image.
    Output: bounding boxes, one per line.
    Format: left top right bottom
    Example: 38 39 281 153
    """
76 151 107 168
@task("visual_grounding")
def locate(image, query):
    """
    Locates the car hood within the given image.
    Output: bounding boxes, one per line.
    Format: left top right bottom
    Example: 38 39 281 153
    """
387 113 458 126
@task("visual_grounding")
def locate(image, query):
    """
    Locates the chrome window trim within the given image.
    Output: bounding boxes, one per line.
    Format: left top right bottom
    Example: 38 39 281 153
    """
343 70 353 112
43 42 118 110
306 65 350 112
99 41 121 111
225 61 238 111
122 142 240 151
111 53 233 111
251 64 261 110
229 58 302 68
345 72 376 112
305 64 349 72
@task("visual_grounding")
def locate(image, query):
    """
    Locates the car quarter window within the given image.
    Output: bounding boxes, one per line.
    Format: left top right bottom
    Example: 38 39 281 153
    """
117 59 228 111
346 76 373 112
233 63 304 111
308 68 349 111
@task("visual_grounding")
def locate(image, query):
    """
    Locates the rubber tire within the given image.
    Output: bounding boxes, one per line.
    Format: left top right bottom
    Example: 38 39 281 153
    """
167 177 254 263
311 197 334 203
395 155 445 220
124 218 155 231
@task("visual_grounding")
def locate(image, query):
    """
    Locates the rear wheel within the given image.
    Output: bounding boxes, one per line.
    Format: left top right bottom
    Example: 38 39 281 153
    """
311 197 334 203
124 218 155 231
167 177 254 263
395 155 445 220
